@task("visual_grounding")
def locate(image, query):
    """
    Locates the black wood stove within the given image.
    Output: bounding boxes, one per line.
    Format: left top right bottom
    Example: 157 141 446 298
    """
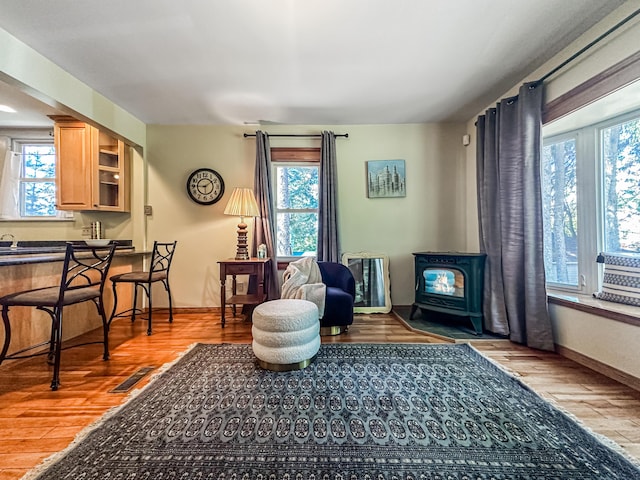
410 252 486 334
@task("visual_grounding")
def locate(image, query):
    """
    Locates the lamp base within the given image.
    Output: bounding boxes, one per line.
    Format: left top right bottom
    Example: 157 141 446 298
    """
235 222 250 260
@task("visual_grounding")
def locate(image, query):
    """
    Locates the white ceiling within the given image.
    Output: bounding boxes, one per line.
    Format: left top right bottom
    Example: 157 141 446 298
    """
0 0 627 127
0 81 59 128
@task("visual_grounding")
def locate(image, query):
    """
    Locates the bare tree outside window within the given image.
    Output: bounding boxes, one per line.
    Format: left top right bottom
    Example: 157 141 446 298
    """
602 118 640 254
542 138 578 286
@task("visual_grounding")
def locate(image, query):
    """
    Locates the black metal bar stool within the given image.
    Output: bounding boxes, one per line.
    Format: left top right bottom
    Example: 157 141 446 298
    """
0 242 116 390
109 241 177 335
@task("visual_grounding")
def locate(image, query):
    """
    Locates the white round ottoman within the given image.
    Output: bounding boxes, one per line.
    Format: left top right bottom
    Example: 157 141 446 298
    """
252 299 320 371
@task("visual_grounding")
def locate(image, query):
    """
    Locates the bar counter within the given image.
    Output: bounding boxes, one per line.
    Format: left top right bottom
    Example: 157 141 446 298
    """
0 240 148 265
0 241 146 358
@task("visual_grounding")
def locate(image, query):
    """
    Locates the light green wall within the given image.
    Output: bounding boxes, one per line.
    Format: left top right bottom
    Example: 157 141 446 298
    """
0 26 147 247
146 123 467 308
0 27 146 147
0 23 469 309
463 3 640 249
2 5 638 380
462 4 640 380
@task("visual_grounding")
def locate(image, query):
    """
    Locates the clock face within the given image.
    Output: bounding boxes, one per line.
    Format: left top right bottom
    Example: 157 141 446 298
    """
186 168 225 205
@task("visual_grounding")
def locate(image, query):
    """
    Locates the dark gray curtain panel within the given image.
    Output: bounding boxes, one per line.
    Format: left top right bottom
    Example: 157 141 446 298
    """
318 131 340 262
476 82 554 351
252 131 280 300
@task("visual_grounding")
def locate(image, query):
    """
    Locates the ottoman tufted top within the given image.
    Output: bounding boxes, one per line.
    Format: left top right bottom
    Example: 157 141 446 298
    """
253 299 319 333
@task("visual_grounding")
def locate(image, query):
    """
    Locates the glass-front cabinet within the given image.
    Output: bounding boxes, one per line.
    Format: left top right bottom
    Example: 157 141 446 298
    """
95 131 128 210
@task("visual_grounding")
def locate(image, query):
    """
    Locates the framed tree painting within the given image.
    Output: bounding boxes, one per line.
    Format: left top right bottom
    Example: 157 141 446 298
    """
366 159 406 198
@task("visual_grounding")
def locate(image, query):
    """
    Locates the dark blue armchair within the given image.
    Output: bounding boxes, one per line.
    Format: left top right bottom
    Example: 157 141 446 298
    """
317 262 356 335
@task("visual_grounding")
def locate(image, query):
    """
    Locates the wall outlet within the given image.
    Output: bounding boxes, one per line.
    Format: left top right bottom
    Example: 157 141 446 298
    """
226 282 246 295
144 205 153 216
81 227 91 237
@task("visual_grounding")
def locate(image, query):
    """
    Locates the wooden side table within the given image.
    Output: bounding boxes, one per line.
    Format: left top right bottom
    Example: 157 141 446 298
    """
218 257 271 327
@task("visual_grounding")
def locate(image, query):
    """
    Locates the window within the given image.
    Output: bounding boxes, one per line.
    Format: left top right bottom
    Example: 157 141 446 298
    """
17 141 58 217
542 83 640 294
271 148 320 258
1 138 70 220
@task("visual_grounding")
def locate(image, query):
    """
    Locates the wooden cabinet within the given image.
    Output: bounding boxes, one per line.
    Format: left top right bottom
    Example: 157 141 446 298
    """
53 117 130 212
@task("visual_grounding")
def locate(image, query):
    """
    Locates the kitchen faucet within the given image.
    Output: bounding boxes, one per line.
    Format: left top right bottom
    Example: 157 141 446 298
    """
0 233 18 248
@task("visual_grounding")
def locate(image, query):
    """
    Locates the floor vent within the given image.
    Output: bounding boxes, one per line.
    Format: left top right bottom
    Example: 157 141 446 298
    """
110 366 155 393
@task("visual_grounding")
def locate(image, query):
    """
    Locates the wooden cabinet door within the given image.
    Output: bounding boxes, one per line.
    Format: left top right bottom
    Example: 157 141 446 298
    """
54 120 93 210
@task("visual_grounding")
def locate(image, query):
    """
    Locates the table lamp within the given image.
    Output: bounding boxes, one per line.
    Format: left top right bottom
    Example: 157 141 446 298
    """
224 187 260 260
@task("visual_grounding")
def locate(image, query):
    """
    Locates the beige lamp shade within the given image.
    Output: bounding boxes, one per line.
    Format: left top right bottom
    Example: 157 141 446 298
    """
223 188 260 218
224 188 260 260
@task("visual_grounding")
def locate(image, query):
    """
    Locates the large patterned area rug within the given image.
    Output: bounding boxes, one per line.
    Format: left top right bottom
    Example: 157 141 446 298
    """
26 343 640 479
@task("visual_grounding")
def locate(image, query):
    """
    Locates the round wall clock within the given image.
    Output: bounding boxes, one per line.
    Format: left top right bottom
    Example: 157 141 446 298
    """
186 168 225 205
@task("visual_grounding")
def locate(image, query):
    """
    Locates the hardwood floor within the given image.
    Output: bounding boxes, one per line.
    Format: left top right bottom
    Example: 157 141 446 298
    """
0 310 639 479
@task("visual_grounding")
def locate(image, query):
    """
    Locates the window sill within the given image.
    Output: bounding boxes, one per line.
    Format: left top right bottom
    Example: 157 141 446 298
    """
0 217 74 222
548 291 640 327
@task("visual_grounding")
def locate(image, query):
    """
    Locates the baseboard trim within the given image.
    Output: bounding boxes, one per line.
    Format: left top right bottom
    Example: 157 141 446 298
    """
555 344 640 393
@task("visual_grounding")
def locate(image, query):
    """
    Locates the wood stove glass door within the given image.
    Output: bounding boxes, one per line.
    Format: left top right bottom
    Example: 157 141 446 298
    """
341 252 392 313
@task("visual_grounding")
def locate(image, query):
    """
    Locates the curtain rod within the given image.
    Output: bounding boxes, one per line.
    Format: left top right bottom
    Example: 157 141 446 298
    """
535 7 640 85
243 133 348 138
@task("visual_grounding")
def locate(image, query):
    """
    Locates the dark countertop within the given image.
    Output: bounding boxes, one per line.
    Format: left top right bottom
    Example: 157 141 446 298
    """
0 240 147 267
0 239 132 252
